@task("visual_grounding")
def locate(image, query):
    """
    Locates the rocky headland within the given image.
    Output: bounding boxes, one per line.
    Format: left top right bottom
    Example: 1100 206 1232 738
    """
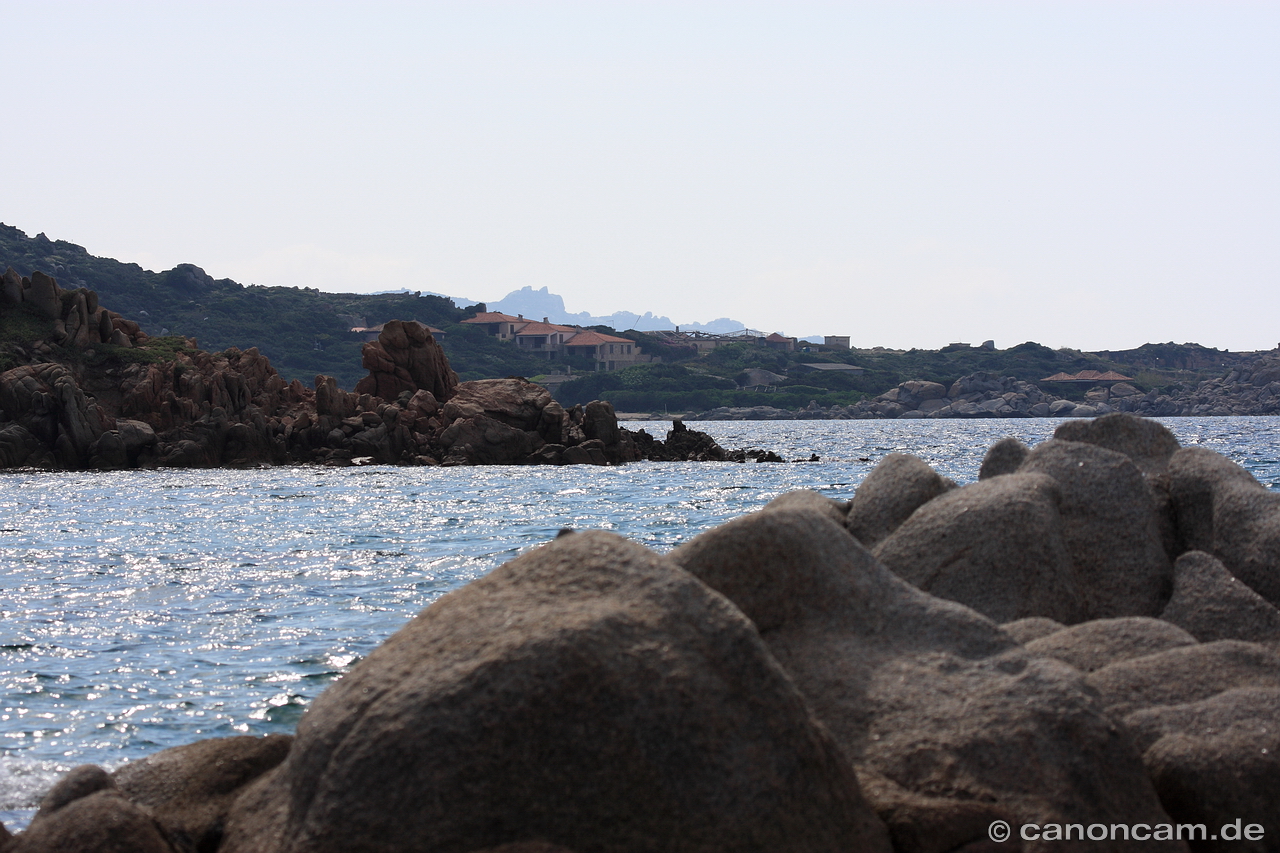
3 412 1278 852
0 269 781 470
693 355 1280 421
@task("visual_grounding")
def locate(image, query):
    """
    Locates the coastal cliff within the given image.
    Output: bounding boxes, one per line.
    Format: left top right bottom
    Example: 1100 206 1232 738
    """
0 269 764 470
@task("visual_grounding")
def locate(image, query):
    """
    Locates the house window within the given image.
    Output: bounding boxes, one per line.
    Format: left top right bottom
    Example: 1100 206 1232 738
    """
609 344 615 354
626 345 632 354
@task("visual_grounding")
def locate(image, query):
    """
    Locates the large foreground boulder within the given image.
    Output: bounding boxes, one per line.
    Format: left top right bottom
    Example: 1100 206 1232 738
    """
873 472 1087 624
670 496 1178 853
1017 439 1173 619
844 453 956 549
1052 413 1181 475
221 530 890 853
1122 688 1280 851
872 440 1175 625
1167 447 1280 606
1159 550 1280 645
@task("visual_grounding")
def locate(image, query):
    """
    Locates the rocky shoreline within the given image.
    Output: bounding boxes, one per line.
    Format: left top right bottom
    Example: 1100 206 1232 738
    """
0 269 788 470
692 356 1280 420
3 412 1278 852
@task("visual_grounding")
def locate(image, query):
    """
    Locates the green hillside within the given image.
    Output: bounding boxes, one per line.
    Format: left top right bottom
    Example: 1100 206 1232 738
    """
3 224 1253 409
0 224 554 388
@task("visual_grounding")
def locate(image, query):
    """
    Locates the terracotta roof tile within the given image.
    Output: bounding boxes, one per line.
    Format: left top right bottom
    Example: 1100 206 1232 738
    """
564 331 634 346
513 322 577 335
1041 370 1134 382
462 312 526 324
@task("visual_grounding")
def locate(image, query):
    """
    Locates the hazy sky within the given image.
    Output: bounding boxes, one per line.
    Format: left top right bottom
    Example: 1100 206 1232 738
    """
5 1 1277 351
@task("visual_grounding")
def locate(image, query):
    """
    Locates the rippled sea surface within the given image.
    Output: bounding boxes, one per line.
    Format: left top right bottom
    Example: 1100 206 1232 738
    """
3 417 1278 830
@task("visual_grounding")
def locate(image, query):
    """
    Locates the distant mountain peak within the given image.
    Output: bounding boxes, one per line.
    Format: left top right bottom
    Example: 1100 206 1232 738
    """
486 286 746 334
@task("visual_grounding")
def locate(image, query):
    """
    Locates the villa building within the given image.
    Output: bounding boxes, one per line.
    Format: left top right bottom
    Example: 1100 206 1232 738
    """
460 311 527 341
562 330 642 371
462 312 646 371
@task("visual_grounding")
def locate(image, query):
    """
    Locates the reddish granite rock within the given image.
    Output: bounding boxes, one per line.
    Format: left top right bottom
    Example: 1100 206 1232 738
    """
442 378 553 432
352 319 457 402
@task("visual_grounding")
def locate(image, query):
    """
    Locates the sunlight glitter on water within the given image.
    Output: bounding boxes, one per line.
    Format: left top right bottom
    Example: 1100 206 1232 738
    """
1 417 1278 829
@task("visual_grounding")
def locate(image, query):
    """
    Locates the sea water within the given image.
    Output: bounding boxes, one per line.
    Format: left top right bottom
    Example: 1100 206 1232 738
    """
2 417 1278 831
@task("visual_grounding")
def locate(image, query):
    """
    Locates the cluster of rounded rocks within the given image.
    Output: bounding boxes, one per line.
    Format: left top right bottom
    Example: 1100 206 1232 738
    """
1124 354 1280 417
696 353 1280 421
0 282 770 470
4 412 1277 853
694 374 1104 421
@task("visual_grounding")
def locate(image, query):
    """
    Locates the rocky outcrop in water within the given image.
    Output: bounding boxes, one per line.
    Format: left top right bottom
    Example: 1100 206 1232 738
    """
0 272 780 470
352 319 458 402
8 413 1279 852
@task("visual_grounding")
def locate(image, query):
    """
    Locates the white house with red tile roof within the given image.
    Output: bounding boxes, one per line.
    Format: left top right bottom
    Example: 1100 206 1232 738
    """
512 320 578 355
563 330 643 370
462 310 646 370
460 311 529 341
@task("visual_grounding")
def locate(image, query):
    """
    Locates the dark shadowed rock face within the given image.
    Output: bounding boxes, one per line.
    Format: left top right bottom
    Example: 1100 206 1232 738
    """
670 497 1178 853
1166 447 1280 606
845 453 957 549
221 530 890 853
1145 731 1280 853
660 418 729 461
438 412 540 465
1121 688 1280 853
6 765 174 853
1159 550 1280 645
